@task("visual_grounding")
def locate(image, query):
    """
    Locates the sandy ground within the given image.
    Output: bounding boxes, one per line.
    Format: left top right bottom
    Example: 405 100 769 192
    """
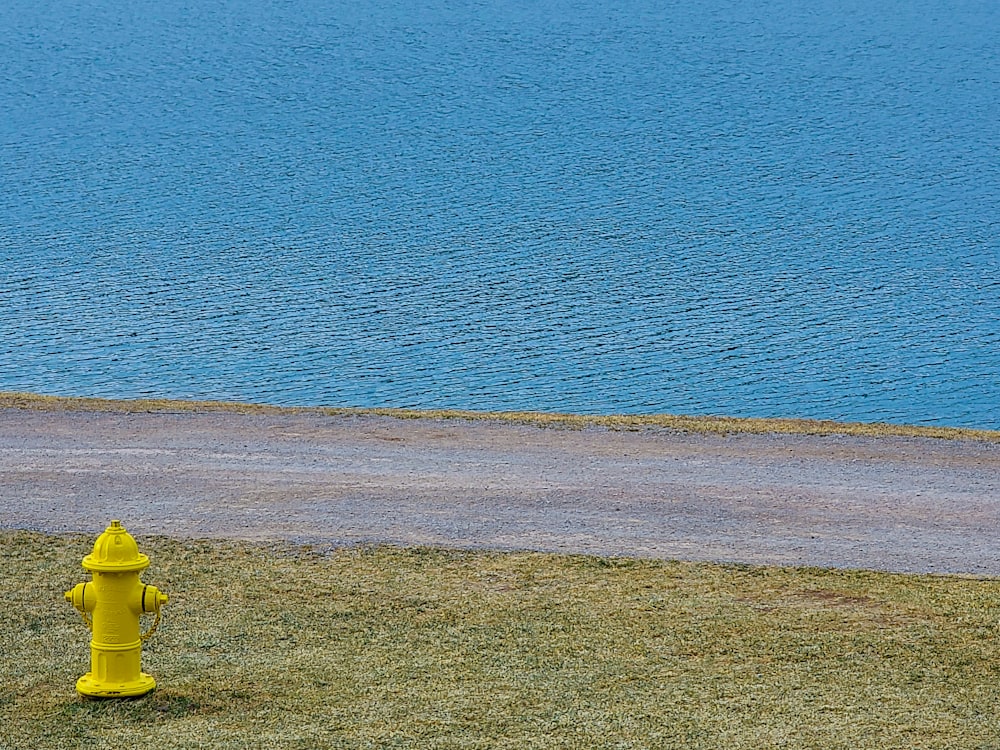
1 408 998 574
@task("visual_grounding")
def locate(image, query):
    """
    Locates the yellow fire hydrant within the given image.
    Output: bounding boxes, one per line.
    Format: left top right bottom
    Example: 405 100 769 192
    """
65 520 168 697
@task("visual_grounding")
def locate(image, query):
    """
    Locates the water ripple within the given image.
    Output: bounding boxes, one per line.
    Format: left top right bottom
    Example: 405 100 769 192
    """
1 0 998 429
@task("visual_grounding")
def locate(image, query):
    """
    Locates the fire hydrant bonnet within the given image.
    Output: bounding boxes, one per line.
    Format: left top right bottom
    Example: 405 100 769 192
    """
82 519 150 572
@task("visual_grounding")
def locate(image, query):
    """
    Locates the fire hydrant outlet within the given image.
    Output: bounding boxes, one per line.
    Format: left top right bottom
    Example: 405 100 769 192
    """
65 520 168 698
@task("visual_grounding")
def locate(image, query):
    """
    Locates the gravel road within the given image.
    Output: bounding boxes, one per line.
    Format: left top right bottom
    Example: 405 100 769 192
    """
1 408 998 574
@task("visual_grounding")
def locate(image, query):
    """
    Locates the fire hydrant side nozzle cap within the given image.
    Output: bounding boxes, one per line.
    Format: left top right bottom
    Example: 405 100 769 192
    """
81 519 150 572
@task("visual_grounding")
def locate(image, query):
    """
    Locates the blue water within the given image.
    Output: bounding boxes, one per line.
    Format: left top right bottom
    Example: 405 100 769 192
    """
1 0 998 428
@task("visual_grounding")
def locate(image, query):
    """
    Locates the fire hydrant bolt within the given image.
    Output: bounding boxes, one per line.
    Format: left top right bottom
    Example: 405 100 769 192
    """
64 520 168 698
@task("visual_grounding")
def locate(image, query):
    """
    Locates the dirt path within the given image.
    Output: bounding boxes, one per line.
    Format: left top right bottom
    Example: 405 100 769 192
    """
1 408 998 574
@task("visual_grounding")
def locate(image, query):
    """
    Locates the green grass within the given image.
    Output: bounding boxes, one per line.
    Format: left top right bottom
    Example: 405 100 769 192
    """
3 390 999 441
3 531 1000 749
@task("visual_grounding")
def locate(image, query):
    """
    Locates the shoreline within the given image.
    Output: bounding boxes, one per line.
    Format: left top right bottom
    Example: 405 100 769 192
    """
2 390 998 442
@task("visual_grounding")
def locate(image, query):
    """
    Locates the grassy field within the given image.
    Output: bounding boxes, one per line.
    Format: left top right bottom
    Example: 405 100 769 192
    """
3 390 998 441
3 531 999 749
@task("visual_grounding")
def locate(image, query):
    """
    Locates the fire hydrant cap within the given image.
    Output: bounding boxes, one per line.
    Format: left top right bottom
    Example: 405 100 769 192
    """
82 519 150 572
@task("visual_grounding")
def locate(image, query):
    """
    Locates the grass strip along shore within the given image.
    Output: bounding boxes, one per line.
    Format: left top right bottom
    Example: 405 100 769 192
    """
3 531 999 749
2 390 999 442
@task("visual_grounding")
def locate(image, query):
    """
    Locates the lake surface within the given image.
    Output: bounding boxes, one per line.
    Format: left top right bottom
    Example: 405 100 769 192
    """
1 0 998 429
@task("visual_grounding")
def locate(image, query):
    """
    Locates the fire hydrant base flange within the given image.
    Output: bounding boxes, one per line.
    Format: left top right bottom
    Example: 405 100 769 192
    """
76 671 157 698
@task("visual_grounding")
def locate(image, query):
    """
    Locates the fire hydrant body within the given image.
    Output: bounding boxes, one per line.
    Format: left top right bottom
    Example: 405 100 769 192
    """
65 520 168 697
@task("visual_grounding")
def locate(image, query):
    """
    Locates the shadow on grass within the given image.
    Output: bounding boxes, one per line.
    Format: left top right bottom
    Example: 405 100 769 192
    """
60 688 233 720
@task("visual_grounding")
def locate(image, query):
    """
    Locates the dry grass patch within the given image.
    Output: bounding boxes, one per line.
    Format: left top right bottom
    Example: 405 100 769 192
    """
2 531 1000 749
2 391 998 441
